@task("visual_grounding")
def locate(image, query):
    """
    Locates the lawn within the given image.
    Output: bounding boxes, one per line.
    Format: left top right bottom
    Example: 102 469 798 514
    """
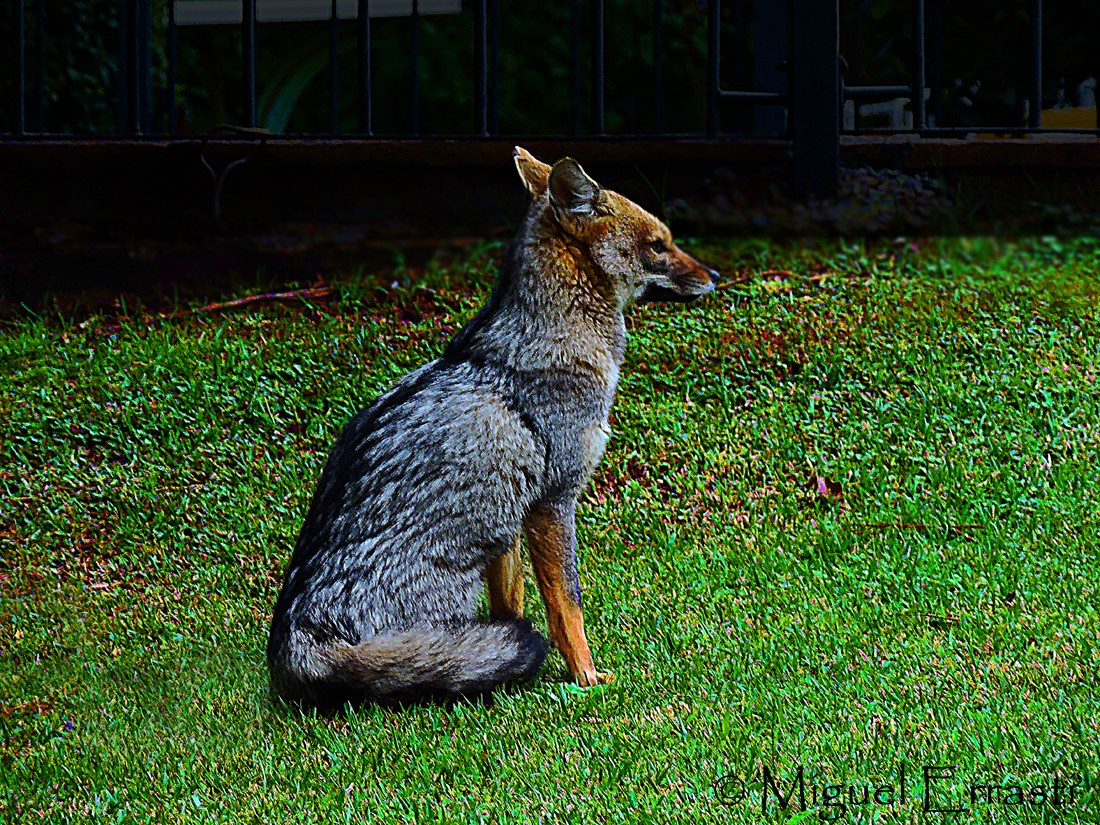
2 236 1098 823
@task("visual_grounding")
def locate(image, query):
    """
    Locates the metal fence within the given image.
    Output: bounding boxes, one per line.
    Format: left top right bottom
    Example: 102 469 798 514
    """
5 0 1099 195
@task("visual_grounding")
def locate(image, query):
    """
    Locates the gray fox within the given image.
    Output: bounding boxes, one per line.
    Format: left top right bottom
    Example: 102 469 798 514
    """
267 146 719 709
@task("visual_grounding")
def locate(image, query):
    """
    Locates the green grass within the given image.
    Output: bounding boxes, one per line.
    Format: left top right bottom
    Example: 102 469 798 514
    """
2 236 1099 823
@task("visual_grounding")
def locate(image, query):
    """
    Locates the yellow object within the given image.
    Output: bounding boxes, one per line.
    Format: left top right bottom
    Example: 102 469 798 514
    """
1041 107 1098 128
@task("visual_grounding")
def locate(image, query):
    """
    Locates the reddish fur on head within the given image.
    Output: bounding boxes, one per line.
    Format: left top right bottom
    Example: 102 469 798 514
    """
513 146 719 307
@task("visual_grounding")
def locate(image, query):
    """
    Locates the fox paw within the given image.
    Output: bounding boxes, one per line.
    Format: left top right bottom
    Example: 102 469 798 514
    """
576 669 614 688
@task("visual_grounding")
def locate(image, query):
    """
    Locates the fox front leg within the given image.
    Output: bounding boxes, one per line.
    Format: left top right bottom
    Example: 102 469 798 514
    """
526 500 613 688
485 534 525 619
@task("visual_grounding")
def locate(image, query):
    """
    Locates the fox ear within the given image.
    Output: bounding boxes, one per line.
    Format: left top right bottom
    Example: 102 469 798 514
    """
513 146 551 198
548 158 600 219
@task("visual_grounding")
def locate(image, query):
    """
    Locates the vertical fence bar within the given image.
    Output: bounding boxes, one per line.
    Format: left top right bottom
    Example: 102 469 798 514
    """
652 0 663 134
118 0 130 134
330 0 339 133
592 0 605 134
357 0 371 134
929 0 942 127
127 0 136 132
911 0 925 130
242 0 256 127
851 1 861 84
14 0 25 134
753 0 787 135
137 0 152 132
571 0 581 134
732 0 748 131
1029 0 1042 128
411 0 420 135
34 0 43 131
489 0 499 133
168 0 177 134
475 0 487 135
792 0 839 196
706 0 719 135
121 0 141 133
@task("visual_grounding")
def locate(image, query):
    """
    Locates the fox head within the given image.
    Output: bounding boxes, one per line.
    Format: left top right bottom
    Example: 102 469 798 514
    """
513 146 719 307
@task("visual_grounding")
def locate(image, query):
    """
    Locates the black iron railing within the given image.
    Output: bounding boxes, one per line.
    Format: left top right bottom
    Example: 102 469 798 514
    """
4 0 1099 195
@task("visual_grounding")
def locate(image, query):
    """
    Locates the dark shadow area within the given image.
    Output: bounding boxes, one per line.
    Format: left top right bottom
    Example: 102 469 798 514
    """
2 138 1097 318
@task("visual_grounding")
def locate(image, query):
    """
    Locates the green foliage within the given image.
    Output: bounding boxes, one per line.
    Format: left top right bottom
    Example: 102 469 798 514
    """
1 0 124 133
2 236 1099 822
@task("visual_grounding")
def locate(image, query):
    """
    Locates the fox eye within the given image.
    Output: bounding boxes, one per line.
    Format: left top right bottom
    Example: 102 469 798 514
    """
648 239 668 254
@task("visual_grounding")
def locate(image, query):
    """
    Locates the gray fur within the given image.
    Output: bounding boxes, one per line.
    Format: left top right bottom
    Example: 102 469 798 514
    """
267 149 717 709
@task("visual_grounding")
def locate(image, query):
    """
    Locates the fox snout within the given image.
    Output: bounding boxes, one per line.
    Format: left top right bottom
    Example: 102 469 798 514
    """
638 251 720 304
699 264 722 289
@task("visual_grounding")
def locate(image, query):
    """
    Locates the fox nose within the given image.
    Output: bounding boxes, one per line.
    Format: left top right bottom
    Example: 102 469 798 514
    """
706 268 720 285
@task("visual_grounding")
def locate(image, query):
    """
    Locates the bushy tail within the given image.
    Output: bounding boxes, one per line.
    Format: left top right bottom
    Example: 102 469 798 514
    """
283 619 548 709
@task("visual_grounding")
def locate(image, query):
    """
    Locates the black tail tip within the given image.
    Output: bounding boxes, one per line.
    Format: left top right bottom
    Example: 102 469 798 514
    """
506 619 549 683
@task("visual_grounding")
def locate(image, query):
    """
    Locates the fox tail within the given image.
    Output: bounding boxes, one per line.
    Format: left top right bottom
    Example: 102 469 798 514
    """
271 619 548 709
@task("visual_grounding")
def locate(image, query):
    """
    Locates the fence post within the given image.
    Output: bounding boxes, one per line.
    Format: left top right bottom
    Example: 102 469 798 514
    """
706 0 719 135
792 0 839 197
329 0 339 134
138 0 152 133
117 0 129 134
168 0 177 134
592 0 605 135
115 0 151 135
14 0 25 134
357 0 371 134
1029 0 1042 129
753 0 787 135
911 0 925 131
242 0 256 127
489 0 499 134
652 0 663 134
475 0 487 135
571 0 581 134
34 0 44 131
411 0 420 135
929 0 942 127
